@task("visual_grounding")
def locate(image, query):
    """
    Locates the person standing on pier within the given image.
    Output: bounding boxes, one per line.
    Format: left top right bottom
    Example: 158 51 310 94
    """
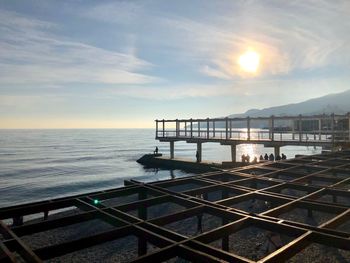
241 154 246 163
259 155 264 161
269 153 275 161
154 146 159 155
264 153 269 161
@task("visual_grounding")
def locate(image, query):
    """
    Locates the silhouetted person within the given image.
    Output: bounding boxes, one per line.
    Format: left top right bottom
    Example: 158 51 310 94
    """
281 153 287 160
154 146 158 155
253 156 258 163
276 154 281 161
259 155 264 161
246 154 250 163
241 154 246 163
269 153 275 161
264 153 269 161
196 151 200 163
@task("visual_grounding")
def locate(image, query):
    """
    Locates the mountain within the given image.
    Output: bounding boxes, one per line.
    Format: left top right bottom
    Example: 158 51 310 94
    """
228 89 350 118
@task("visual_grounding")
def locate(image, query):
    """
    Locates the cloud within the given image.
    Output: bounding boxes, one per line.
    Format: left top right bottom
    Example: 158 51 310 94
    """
0 10 157 85
81 1 144 24
77 1 350 81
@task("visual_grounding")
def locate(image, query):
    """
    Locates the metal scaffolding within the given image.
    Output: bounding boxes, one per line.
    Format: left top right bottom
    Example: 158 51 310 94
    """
0 151 350 262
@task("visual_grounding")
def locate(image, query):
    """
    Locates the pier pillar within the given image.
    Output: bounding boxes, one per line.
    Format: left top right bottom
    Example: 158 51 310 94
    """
274 146 280 157
196 142 202 162
170 141 174 159
231 145 236 162
292 120 295 140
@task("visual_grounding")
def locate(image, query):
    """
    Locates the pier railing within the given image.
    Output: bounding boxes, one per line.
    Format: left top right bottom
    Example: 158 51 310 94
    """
155 113 350 145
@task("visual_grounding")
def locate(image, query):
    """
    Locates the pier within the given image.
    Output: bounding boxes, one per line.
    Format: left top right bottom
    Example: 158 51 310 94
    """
156 113 350 161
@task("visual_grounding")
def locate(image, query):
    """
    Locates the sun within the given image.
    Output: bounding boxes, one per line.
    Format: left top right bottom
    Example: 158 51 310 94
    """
238 50 260 73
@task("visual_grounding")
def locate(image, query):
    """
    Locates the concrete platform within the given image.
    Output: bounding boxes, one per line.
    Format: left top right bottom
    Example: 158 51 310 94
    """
136 154 248 172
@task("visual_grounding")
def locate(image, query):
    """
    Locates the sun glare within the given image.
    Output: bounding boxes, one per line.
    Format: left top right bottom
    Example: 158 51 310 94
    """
238 50 260 73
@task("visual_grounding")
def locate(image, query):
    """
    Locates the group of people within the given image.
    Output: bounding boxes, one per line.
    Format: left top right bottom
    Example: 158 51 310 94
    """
241 153 287 163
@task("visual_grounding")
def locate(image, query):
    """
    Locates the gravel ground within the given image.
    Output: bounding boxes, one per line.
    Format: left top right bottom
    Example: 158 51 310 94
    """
278 207 336 226
286 243 350 263
209 226 294 261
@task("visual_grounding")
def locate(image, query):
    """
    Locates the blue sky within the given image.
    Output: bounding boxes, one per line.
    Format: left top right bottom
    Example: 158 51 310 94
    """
0 0 350 128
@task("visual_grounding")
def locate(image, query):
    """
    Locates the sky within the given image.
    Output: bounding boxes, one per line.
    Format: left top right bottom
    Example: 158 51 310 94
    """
0 0 350 128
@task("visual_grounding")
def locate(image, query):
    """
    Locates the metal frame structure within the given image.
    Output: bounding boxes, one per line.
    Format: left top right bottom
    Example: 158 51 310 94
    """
1 151 350 262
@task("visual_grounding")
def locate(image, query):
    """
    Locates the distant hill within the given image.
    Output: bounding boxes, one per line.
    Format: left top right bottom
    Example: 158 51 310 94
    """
228 89 350 118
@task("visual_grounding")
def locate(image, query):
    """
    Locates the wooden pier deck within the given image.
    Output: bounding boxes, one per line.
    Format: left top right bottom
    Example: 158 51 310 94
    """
1 150 350 262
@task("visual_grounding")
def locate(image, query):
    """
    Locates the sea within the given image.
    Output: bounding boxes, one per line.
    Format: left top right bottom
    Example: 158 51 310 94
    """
0 129 322 208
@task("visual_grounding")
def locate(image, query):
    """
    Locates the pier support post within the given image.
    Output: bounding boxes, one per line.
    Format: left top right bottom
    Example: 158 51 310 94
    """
274 146 280 157
170 141 174 159
231 145 236 162
196 142 202 162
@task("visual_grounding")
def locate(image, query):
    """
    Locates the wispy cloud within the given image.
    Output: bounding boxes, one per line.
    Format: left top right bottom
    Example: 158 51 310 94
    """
0 10 157 85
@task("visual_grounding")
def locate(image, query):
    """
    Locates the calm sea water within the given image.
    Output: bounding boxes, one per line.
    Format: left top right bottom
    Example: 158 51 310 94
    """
0 129 322 207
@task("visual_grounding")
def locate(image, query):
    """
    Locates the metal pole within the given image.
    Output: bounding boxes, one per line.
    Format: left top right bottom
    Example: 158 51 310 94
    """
207 118 209 139
198 121 200 137
225 117 228 140
247 116 251 141
271 115 275 141
348 112 350 141
213 120 216 137
155 120 158 138
190 118 193 138
299 114 302 142
319 119 322 140
176 119 179 137
331 113 335 146
162 119 165 138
